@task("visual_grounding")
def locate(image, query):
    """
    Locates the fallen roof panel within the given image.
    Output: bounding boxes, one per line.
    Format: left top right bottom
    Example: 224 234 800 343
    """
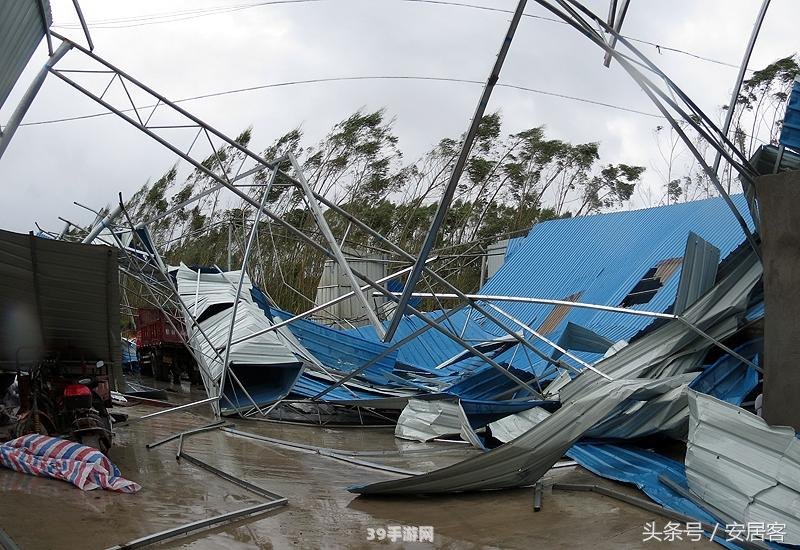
686 390 800 545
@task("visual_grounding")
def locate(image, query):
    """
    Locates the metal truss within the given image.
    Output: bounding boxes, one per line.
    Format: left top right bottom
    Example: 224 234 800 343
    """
19 0 769 422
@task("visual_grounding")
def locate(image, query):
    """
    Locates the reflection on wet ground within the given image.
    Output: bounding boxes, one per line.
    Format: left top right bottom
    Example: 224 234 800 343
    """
0 380 714 549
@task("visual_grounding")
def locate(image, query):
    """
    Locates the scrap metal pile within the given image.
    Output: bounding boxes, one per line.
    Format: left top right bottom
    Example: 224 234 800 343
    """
3 0 799 547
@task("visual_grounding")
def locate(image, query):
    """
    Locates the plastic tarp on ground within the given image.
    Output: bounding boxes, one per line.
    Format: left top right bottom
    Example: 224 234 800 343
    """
350 246 762 495
686 390 800 545
0 435 140 493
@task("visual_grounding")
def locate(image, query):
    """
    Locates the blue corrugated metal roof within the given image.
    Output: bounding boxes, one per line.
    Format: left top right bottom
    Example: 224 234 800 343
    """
323 196 755 381
780 78 800 151
250 287 400 387
466 194 755 373
689 339 760 405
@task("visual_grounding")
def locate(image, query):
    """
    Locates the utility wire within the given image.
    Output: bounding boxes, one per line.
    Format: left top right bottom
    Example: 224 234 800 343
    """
51 0 741 70
19 74 662 128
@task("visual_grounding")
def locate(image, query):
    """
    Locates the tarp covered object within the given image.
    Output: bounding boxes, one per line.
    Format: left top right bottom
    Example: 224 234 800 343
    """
0 435 140 493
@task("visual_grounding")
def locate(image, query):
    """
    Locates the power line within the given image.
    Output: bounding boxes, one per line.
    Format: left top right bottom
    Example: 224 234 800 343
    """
18 74 662 129
51 0 741 70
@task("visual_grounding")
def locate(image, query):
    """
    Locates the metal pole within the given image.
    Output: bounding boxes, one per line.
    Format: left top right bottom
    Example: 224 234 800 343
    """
70 0 95 51
135 396 219 421
288 153 386 338
82 203 123 244
381 291 676 320
385 0 529 342
0 42 71 161
383 290 761 372
107 499 286 550
227 221 233 271
602 0 629 67
711 0 771 177
218 166 279 406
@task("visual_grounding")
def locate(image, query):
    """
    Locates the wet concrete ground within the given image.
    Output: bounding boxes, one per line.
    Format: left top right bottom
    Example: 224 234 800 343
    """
0 382 715 549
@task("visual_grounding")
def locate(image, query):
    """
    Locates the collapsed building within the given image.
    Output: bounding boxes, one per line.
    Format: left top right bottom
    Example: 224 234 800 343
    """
1 0 800 548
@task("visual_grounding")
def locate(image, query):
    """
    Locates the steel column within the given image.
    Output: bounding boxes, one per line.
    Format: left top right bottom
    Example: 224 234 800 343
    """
288 154 386 337
0 42 71 161
385 0 529 341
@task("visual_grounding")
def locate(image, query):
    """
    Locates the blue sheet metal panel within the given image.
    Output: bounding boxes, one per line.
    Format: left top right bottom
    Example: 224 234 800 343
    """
504 235 527 260
345 308 499 372
121 339 137 365
475 195 754 348
221 361 304 413
356 196 753 378
288 372 388 401
566 443 748 550
690 340 760 405
444 364 539 400
780 78 800 151
249 287 398 386
0 0 50 110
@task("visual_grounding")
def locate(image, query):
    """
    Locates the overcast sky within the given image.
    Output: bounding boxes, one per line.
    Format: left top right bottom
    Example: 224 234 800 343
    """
0 0 796 234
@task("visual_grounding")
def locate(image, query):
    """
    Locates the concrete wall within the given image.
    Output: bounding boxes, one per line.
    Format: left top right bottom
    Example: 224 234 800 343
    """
757 170 800 430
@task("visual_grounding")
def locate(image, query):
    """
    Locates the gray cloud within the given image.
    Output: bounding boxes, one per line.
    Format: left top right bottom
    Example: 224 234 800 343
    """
0 0 796 233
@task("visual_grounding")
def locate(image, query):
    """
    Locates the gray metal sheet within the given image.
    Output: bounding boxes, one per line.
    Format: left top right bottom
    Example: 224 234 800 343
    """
673 232 720 315
686 390 800 544
351 376 689 495
395 397 465 442
0 0 50 110
351 248 761 495
0 229 120 368
175 265 303 390
488 406 551 443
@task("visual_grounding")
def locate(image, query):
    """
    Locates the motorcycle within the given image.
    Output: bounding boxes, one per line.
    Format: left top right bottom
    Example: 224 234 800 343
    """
11 352 114 455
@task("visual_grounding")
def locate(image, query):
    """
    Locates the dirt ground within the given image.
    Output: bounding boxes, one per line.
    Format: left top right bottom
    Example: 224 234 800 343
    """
0 382 716 549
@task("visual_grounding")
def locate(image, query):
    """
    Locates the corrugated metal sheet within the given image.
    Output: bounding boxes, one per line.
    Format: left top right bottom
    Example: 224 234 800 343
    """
686 390 800 545
0 229 120 369
779 77 800 151
488 406 550 443
673 232 720 315
314 253 387 324
0 0 50 110
586 340 760 440
475 194 754 354
395 398 465 441
350 375 690 494
352 249 761 494
175 265 304 409
350 195 755 378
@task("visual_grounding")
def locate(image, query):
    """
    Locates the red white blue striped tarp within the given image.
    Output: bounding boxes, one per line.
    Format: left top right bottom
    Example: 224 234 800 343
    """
0 435 140 493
